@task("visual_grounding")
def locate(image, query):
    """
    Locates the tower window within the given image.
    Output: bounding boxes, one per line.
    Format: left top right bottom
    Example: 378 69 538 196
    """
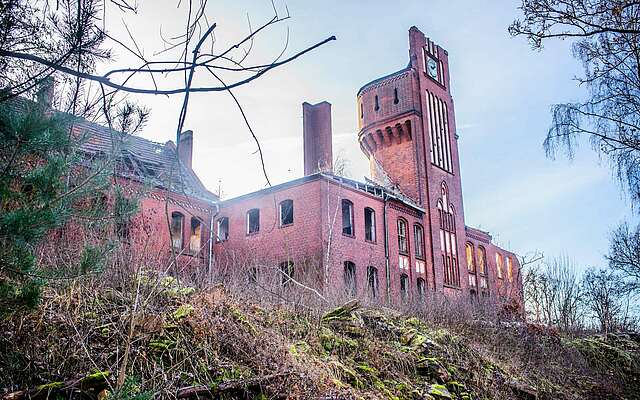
217 217 229 242
247 208 260 234
279 199 294 226
170 212 184 250
364 207 376 242
360 102 364 119
342 199 354 236
374 95 380 111
344 261 356 296
393 88 399 104
438 183 459 287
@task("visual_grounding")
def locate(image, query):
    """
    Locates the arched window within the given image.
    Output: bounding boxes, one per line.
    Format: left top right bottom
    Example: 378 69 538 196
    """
414 224 425 259
507 256 514 282
367 266 379 299
170 212 184 249
364 207 376 242
280 261 294 286
279 199 294 226
217 217 229 242
400 274 409 301
189 217 202 254
438 183 459 287
496 253 504 279
344 261 356 296
466 242 477 289
397 218 408 254
477 246 488 290
247 208 260 234
342 199 354 236
417 278 426 301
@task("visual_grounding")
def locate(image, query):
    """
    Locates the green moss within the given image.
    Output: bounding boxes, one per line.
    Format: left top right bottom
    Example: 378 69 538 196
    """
172 304 193 320
428 383 452 399
149 338 175 351
36 381 65 391
319 327 358 353
228 304 257 335
80 371 110 385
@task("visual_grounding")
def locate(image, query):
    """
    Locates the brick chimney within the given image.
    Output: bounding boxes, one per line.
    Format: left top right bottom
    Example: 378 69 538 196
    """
303 101 333 175
178 130 193 169
36 77 55 108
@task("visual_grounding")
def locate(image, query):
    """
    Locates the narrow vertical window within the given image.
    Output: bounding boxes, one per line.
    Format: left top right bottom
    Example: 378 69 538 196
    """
477 246 488 290
496 253 504 279
217 217 229 242
374 95 380 111
247 209 260 234
170 212 184 249
360 102 364 119
400 274 409 301
280 261 294 286
342 199 354 236
364 207 376 242
367 266 379 299
397 218 408 254
189 217 202 254
466 242 477 289
507 256 514 282
414 224 425 258
393 88 399 104
438 183 459 286
417 278 426 301
279 199 294 226
344 261 356 296
248 267 258 283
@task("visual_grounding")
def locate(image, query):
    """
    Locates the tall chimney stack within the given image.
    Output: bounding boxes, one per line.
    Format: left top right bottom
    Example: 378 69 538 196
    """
178 130 193 169
303 101 333 175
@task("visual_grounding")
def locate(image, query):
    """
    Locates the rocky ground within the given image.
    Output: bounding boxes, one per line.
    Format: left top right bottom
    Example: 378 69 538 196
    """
1 273 639 399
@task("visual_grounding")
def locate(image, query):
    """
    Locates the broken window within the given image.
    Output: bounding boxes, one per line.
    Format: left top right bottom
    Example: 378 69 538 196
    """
170 212 184 249
466 242 477 289
364 207 376 242
507 256 514 282
367 266 379 299
496 253 504 279
342 199 354 236
400 274 409 301
247 208 260 234
279 199 294 226
417 278 426 301
189 217 202 254
344 261 356 296
397 218 408 254
280 261 294 286
217 217 229 242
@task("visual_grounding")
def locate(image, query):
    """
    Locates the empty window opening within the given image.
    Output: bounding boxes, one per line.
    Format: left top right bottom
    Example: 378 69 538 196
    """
374 95 380 111
414 224 425 258
496 253 504 279
477 246 488 290
397 218 408 254
393 88 399 104
367 266 379 299
400 274 409 301
170 212 184 249
342 200 354 236
344 261 356 296
279 199 294 226
438 183 459 287
217 217 229 242
360 102 364 119
417 278 426 301
364 207 376 242
247 208 260 234
280 261 294 286
507 256 514 282
189 217 202 254
248 267 258 283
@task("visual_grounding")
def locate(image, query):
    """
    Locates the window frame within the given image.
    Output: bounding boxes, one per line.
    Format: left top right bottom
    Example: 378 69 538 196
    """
341 199 355 237
170 211 184 250
496 253 504 280
279 199 294 227
344 261 357 296
364 207 376 243
216 217 229 242
246 208 260 235
189 217 203 255
367 266 379 299
417 278 426 301
397 218 409 255
414 223 425 259
400 273 409 301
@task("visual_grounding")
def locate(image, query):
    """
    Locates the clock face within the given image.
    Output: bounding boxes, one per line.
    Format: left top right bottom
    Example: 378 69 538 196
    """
427 58 438 79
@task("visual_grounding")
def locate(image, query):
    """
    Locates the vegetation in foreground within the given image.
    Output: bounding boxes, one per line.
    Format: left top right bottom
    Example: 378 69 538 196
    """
1 270 638 400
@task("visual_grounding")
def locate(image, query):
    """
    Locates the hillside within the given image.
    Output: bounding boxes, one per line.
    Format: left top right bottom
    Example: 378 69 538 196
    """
1 273 638 400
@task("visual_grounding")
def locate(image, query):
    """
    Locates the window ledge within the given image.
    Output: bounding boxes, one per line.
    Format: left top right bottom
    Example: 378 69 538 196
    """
279 223 294 229
246 232 259 237
399 251 409 256
365 239 377 244
415 255 426 261
342 233 355 239
443 284 462 291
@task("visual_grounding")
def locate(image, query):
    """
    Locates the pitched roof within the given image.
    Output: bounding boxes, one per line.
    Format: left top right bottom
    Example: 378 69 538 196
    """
71 118 218 203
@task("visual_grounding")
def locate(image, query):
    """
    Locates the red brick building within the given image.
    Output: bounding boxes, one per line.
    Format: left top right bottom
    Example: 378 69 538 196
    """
213 27 523 306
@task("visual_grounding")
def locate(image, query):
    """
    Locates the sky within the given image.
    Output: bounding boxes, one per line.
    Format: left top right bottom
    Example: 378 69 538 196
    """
100 0 637 270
